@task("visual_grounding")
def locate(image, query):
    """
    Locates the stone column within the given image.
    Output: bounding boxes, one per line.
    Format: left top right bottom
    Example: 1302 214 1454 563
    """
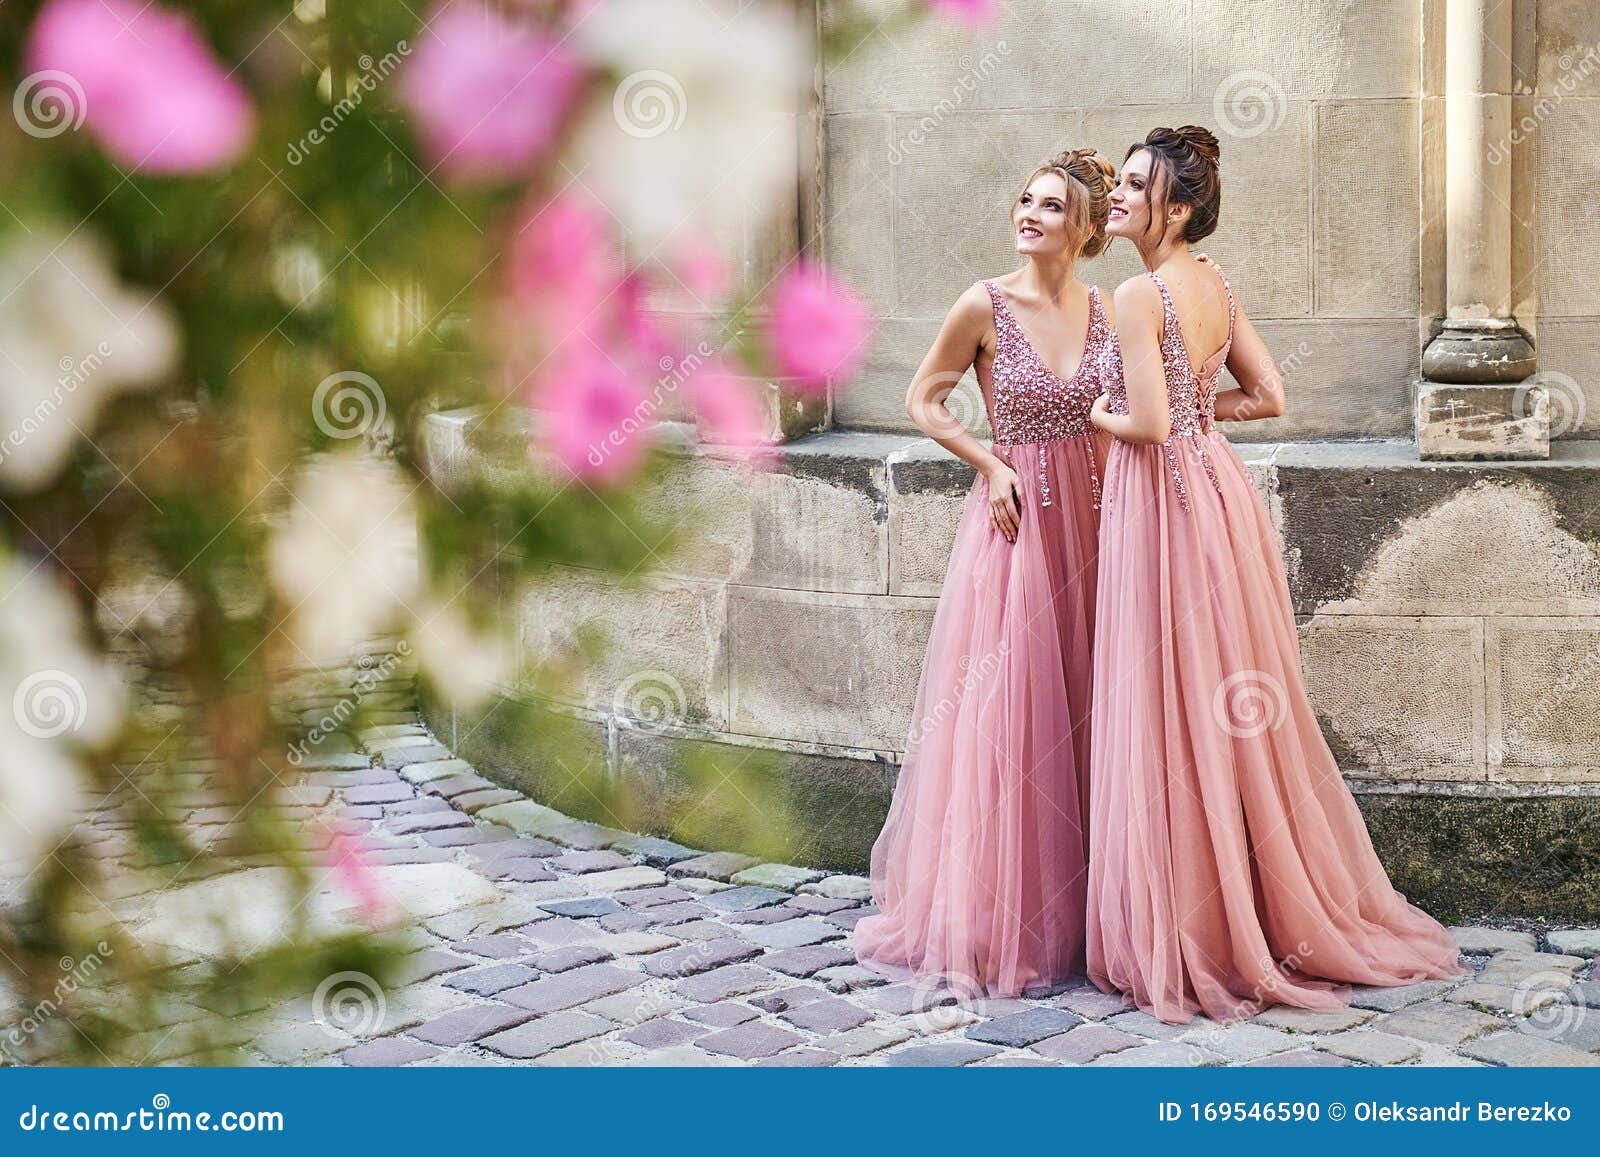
1415 0 1545 459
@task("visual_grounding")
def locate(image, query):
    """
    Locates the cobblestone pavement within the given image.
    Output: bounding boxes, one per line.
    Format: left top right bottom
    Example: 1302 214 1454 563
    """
82 708 1600 1067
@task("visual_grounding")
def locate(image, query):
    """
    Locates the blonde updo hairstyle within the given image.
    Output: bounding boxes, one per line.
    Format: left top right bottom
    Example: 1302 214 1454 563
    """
1014 147 1117 260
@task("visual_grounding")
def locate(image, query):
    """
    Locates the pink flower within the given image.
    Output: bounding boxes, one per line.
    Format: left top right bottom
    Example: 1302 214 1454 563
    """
671 235 733 304
24 0 254 173
766 261 871 391
686 359 773 461
402 3 584 181
926 0 997 26
534 348 651 483
322 821 389 926
507 193 619 336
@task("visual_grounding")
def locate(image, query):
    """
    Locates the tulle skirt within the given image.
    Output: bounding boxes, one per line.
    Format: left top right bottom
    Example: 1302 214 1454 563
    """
1086 429 1465 1024
856 433 1108 998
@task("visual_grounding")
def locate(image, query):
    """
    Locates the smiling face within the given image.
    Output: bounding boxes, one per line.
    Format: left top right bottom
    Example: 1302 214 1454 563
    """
1012 171 1076 258
1107 148 1155 240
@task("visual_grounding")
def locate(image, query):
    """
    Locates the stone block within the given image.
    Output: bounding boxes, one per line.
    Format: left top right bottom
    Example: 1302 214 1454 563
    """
1352 792 1600 925
1416 382 1549 460
832 320 964 435
822 0 994 112
891 110 1086 318
516 569 728 729
1491 619 1600 770
480 1011 616 1060
743 434 893 594
887 440 974 595
1534 100 1600 317
1314 101 1419 316
966 1007 1082 1047
822 113 898 317
1193 0 1420 99
1297 615 1484 774
1318 1029 1423 1065
973 1 1188 108
884 1040 1003 1066
615 728 896 874
730 863 829 891
728 587 933 750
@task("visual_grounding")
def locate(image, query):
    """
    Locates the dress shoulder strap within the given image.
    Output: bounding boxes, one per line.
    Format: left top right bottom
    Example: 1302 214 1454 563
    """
1144 271 1177 340
1195 254 1236 346
980 279 1011 357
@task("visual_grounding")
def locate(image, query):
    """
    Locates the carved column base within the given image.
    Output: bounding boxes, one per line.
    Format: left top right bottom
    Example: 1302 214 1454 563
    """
1420 318 1535 384
1416 319 1544 460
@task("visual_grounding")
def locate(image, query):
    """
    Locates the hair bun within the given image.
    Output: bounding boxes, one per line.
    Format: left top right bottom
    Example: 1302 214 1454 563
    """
1064 146 1116 194
1172 125 1221 168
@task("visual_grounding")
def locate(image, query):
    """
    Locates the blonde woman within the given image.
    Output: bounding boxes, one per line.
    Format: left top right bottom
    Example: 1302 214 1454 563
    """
856 149 1118 997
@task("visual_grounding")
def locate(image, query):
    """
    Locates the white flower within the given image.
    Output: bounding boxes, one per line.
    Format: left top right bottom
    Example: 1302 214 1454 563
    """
0 556 126 872
269 454 419 664
411 600 514 709
0 231 180 490
573 0 806 248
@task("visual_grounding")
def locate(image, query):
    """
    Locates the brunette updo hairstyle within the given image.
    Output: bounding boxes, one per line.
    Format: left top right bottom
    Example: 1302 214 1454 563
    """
1128 125 1221 243
1016 147 1117 259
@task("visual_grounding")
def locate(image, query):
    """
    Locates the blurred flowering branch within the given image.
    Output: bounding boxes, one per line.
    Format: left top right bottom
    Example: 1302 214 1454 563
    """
0 0 969 1062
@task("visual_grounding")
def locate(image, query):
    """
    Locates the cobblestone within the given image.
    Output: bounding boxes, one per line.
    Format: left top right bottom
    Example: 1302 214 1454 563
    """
966 1008 1082 1047
730 864 828 891
175 705 1597 1069
695 1022 805 1059
1546 929 1600 957
668 852 760 881
1375 1000 1505 1045
1030 1024 1142 1063
1316 1030 1423 1065
642 939 762 979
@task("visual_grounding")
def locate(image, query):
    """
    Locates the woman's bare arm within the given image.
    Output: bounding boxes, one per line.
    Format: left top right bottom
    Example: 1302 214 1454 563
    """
1214 304 1285 422
904 282 1025 543
1091 277 1171 444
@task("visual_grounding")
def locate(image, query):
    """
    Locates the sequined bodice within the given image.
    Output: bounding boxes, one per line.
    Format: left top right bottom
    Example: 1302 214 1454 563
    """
984 281 1110 446
1104 254 1235 434
1103 255 1237 514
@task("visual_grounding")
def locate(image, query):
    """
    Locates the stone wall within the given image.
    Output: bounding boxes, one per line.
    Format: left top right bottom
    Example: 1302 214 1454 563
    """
1528 0 1600 436
421 411 1600 918
821 0 1600 443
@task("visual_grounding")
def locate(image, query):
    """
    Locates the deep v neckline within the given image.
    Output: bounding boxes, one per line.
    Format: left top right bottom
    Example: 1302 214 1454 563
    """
1150 257 1233 382
990 283 1097 385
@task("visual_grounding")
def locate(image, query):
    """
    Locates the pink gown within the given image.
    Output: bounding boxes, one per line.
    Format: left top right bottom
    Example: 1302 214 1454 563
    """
1087 256 1465 1024
856 280 1113 998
